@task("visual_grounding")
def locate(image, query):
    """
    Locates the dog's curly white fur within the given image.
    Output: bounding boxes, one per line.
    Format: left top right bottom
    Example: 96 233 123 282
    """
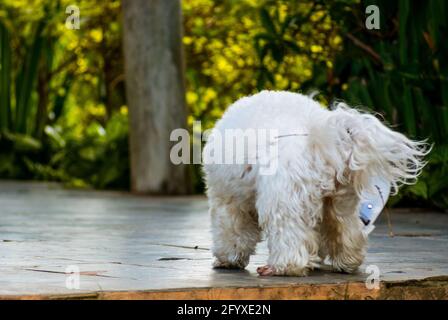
203 90 429 276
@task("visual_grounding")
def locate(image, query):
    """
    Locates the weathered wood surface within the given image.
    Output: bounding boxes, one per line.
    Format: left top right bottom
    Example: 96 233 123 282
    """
0 181 447 299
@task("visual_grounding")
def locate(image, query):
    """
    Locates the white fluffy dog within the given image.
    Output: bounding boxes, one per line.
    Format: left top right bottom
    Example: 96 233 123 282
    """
202 90 429 276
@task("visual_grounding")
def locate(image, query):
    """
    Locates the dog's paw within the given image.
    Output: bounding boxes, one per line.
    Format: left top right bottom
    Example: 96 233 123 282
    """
331 260 360 274
257 265 310 276
257 265 275 276
213 259 245 269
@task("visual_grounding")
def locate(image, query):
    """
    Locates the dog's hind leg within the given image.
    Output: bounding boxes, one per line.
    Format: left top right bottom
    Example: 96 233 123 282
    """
210 196 261 269
320 196 367 273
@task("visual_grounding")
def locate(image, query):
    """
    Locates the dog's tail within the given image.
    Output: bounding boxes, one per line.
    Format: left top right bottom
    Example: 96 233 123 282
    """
308 103 431 196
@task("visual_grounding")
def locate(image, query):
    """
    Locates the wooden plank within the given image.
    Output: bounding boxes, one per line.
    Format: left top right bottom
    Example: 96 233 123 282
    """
0 181 447 299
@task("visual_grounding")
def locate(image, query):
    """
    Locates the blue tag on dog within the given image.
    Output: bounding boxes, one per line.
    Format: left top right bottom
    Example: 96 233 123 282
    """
360 177 390 235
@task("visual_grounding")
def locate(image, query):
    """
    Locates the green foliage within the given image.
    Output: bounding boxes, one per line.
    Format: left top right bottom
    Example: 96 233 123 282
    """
0 20 11 131
253 1 342 91
0 110 129 189
182 0 339 127
40 111 130 189
254 0 448 210
0 0 447 210
15 18 44 133
0 0 127 189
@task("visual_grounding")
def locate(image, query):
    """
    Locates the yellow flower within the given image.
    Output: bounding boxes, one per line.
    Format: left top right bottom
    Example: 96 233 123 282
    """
187 115 195 126
216 56 233 73
77 57 88 73
310 45 323 53
183 36 193 45
88 104 106 117
187 91 198 104
230 44 243 55
67 38 78 50
332 35 342 46
194 17 204 27
120 106 128 115
236 58 245 67
279 3 288 21
203 88 217 103
311 10 325 22
89 29 103 43
242 17 254 28
210 39 224 49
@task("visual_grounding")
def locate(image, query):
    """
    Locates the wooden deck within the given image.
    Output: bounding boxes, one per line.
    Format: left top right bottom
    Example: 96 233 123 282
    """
1 181 447 299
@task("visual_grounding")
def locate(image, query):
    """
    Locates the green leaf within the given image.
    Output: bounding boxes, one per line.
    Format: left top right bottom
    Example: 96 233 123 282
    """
259 8 277 36
284 40 301 54
406 180 428 199
413 87 434 139
398 0 410 66
15 20 46 134
437 106 448 138
0 20 12 131
3 132 42 152
401 81 417 137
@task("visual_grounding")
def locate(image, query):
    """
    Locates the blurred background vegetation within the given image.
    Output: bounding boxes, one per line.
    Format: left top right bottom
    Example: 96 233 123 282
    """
0 0 447 210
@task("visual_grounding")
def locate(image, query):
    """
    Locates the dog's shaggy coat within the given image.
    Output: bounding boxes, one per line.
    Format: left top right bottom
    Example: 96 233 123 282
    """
203 90 428 276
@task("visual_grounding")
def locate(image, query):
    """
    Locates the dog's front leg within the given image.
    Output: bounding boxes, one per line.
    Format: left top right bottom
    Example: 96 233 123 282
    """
255 176 321 276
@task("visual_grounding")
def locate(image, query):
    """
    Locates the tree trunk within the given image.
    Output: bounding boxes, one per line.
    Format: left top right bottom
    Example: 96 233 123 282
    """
122 0 191 194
